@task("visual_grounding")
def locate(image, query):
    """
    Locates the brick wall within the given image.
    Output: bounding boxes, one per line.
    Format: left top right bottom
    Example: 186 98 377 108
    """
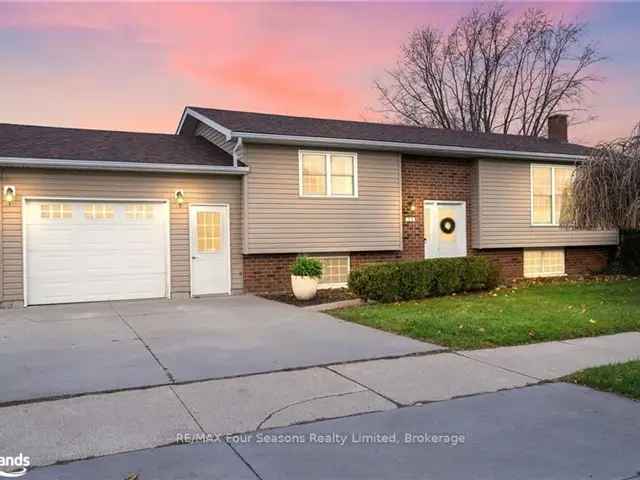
243 253 297 294
565 246 612 275
474 248 524 281
401 156 474 260
243 251 401 294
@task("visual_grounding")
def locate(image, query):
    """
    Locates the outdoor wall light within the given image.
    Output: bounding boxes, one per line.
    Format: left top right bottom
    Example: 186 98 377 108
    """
175 189 185 206
3 185 16 205
404 199 417 223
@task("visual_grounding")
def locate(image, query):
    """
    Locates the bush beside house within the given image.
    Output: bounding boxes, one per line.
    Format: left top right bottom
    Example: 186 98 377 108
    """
349 257 499 303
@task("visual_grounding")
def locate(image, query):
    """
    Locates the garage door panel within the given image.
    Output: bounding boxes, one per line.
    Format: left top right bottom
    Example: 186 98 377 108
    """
25 200 169 305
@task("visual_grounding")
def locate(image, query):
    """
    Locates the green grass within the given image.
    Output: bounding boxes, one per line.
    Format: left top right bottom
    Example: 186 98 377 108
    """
565 361 640 400
329 278 640 349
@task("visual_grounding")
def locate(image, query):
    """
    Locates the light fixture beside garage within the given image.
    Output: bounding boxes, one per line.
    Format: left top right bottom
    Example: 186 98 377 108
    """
175 189 185 206
3 185 16 205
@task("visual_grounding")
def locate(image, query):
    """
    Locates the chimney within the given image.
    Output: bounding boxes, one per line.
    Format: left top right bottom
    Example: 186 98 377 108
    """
548 114 568 142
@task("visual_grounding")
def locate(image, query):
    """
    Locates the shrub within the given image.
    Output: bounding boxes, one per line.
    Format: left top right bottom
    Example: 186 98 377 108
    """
291 256 323 278
348 257 500 303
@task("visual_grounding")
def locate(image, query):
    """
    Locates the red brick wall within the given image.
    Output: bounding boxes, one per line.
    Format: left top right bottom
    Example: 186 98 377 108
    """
401 156 474 260
243 253 297 294
565 246 612 275
243 251 401 294
474 248 524 281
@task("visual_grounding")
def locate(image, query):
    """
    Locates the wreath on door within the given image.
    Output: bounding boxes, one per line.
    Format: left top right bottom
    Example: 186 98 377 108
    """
440 217 456 234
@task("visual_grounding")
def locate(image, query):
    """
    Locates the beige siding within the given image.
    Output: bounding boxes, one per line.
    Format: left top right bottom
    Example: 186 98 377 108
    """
475 159 618 248
243 144 402 254
0 168 243 302
195 124 235 154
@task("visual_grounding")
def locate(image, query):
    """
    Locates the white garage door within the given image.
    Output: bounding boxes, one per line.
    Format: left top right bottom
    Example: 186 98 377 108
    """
24 200 169 305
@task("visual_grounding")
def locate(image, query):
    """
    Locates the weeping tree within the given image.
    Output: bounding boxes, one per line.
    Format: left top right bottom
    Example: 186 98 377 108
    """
376 5 603 135
564 123 640 273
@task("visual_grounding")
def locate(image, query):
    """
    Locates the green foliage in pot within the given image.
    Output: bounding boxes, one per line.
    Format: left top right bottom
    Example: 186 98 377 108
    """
291 256 323 278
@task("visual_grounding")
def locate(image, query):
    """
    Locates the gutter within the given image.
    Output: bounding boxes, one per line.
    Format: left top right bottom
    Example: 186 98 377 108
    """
0 156 250 175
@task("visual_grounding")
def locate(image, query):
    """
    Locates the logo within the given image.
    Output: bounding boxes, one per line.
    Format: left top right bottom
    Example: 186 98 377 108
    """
0 454 30 478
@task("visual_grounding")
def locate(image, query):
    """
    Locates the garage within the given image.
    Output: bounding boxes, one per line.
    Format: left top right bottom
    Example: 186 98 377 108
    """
23 199 169 305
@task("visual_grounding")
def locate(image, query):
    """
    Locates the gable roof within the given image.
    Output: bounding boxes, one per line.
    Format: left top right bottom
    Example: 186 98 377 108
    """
186 107 589 159
0 123 246 173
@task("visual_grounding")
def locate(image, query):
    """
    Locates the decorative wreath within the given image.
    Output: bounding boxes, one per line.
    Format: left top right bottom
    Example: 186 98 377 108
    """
440 217 456 234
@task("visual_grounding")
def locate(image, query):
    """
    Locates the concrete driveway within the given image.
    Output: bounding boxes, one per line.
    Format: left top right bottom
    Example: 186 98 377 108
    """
0 295 438 404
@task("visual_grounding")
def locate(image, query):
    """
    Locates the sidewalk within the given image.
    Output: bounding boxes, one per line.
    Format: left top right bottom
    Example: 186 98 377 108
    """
2 332 639 467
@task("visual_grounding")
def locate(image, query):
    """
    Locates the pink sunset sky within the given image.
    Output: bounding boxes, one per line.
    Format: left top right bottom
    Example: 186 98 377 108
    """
1 2 638 146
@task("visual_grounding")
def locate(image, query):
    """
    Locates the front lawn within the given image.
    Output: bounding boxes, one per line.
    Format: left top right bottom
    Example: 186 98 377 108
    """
329 278 640 349
565 361 640 400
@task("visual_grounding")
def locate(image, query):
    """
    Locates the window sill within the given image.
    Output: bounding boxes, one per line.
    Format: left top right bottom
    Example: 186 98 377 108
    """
318 283 348 290
523 272 567 279
299 195 358 199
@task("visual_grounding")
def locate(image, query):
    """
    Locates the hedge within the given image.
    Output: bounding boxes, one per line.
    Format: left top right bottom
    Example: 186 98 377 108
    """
348 257 500 303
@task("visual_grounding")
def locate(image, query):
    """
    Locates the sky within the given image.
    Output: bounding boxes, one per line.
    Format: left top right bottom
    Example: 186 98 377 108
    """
1 2 638 146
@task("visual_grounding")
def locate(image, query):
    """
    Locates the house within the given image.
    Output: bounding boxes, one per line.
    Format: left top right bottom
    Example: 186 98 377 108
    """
0 108 617 306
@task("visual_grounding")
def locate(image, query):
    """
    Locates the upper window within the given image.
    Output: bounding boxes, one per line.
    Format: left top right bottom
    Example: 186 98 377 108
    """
300 151 357 198
531 165 574 225
84 204 114 220
41 203 72 219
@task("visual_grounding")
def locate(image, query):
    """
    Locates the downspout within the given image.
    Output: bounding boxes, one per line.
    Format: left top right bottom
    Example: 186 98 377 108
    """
232 137 243 168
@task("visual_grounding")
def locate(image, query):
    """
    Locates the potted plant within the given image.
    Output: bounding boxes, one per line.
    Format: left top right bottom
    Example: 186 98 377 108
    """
290 256 323 300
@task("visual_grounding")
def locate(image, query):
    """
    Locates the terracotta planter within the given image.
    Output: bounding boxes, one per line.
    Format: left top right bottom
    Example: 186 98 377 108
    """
291 275 319 300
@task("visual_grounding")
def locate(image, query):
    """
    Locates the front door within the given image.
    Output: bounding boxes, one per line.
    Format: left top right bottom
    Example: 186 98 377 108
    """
423 201 467 258
190 205 231 296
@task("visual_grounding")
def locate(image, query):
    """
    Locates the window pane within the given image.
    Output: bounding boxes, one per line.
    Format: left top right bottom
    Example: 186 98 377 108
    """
42 203 72 219
554 167 574 224
524 249 565 277
312 256 350 285
302 154 325 175
533 196 552 224
302 153 326 195
331 155 353 176
303 175 326 195
331 175 354 196
197 211 221 253
532 167 552 224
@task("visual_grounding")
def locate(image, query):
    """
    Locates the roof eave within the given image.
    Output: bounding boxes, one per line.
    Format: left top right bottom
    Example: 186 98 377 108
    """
0 156 250 174
233 132 587 162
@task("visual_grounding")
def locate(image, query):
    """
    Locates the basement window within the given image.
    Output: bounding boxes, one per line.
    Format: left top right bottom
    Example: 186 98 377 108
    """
311 255 351 288
524 248 565 278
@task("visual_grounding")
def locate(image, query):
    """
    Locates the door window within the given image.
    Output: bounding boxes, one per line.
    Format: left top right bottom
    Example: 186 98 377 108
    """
197 211 221 252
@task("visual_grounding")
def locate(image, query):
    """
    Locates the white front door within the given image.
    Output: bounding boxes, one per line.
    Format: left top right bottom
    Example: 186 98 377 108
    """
190 205 231 296
24 199 169 305
423 201 467 258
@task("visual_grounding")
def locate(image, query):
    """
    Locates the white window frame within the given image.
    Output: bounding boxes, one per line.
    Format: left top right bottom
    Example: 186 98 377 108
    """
530 164 575 226
298 150 358 198
523 248 566 278
311 255 351 289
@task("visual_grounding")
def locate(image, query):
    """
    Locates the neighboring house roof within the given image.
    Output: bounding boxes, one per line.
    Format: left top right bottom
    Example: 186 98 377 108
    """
186 106 590 159
0 123 246 173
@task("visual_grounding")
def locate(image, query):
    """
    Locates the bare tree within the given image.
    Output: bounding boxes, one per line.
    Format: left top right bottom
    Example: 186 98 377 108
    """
566 122 640 231
376 5 604 136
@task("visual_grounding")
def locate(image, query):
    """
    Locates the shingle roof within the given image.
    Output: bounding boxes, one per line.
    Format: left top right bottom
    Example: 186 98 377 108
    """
190 107 590 157
0 123 239 167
